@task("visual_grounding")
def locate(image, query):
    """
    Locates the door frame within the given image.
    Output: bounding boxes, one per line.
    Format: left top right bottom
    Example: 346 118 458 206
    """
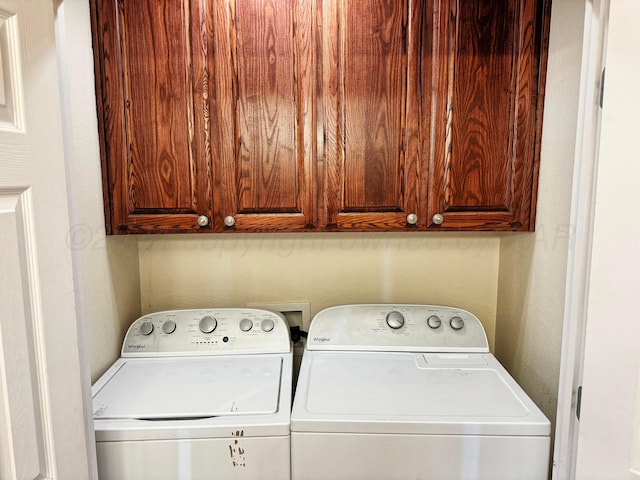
54 0 100 477
552 0 610 478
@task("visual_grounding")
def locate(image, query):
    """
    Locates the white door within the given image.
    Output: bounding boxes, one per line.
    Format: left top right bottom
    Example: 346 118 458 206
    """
0 0 93 479
574 0 640 478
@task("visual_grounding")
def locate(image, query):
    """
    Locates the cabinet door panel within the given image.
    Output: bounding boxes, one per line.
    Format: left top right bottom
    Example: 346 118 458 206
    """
211 0 315 231
447 2 515 210
92 0 213 233
124 0 192 211
322 0 424 230
236 0 297 212
342 1 403 211
429 0 548 231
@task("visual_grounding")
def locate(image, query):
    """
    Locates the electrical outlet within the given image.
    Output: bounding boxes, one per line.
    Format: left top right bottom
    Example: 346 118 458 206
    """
247 302 311 332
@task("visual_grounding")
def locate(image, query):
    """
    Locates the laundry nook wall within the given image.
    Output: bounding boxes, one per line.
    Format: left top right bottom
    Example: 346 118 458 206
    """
138 233 501 351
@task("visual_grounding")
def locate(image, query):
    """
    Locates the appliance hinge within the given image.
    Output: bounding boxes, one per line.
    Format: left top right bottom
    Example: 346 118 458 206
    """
599 68 606 108
576 385 583 420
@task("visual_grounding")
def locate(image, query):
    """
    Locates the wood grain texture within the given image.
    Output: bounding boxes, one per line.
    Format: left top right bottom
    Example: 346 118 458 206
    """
427 0 551 231
321 0 341 227
90 0 119 234
192 0 215 229
527 0 552 229
342 0 403 210
92 0 551 234
236 0 297 212
447 1 516 210
91 0 213 233
122 0 193 210
323 0 424 230
210 0 314 231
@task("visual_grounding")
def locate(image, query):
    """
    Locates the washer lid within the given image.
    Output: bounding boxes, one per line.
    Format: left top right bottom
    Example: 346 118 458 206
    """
92 356 282 420
291 352 550 436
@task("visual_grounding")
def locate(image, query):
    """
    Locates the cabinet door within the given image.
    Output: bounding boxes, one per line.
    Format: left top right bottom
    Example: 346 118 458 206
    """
428 0 549 231
209 0 316 231
321 0 426 230
91 0 213 233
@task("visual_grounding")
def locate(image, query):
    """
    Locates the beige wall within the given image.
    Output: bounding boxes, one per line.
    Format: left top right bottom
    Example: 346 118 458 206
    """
139 233 500 350
57 0 141 382
496 0 585 426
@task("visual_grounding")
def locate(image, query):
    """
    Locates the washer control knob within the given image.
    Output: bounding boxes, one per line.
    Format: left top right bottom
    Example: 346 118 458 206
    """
199 315 217 334
239 318 253 332
427 315 442 329
261 318 275 332
450 316 465 331
139 321 154 336
162 320 176 334
386 311 405 329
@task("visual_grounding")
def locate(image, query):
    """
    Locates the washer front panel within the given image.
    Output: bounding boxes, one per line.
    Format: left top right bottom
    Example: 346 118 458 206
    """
122 308 290 356
97 436 291 480
306 304 489 352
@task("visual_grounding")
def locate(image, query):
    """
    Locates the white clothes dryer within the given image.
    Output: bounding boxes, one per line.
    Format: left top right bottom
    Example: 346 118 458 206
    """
92 308 292 480
291 304 550 480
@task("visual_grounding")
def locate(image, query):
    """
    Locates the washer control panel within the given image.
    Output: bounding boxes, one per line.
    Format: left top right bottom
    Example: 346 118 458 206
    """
121 308 290 356
306 304 489 353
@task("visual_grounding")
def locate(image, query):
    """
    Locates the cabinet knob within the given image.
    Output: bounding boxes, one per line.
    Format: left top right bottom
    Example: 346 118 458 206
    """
197 215 209 227
224 215 236 227
432 213 444 225
406 213 418 225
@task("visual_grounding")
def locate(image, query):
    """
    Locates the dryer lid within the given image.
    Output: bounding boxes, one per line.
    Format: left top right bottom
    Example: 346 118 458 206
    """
92 356 283 420
292 351 550 436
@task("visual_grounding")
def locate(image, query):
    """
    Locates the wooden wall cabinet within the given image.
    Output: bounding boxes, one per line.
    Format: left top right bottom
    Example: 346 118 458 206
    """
320 0 425 231
90 0 551 234
428 0 549 231
91 0 211 233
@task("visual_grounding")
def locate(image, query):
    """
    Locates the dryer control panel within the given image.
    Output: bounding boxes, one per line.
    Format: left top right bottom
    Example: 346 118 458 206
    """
306 304 489 353
121 309 291 356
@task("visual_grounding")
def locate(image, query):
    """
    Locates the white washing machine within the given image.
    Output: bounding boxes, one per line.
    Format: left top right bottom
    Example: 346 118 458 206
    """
291 304 550 480
92 308 292 480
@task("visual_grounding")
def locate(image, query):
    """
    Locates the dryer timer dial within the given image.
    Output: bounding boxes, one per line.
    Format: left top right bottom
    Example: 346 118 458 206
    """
139 321 154 336
162 320 176 334
198 315 217 334
427 315 442 329
450 316 465 330
239 318 253 332
386 311 405 329
261 318 275 332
